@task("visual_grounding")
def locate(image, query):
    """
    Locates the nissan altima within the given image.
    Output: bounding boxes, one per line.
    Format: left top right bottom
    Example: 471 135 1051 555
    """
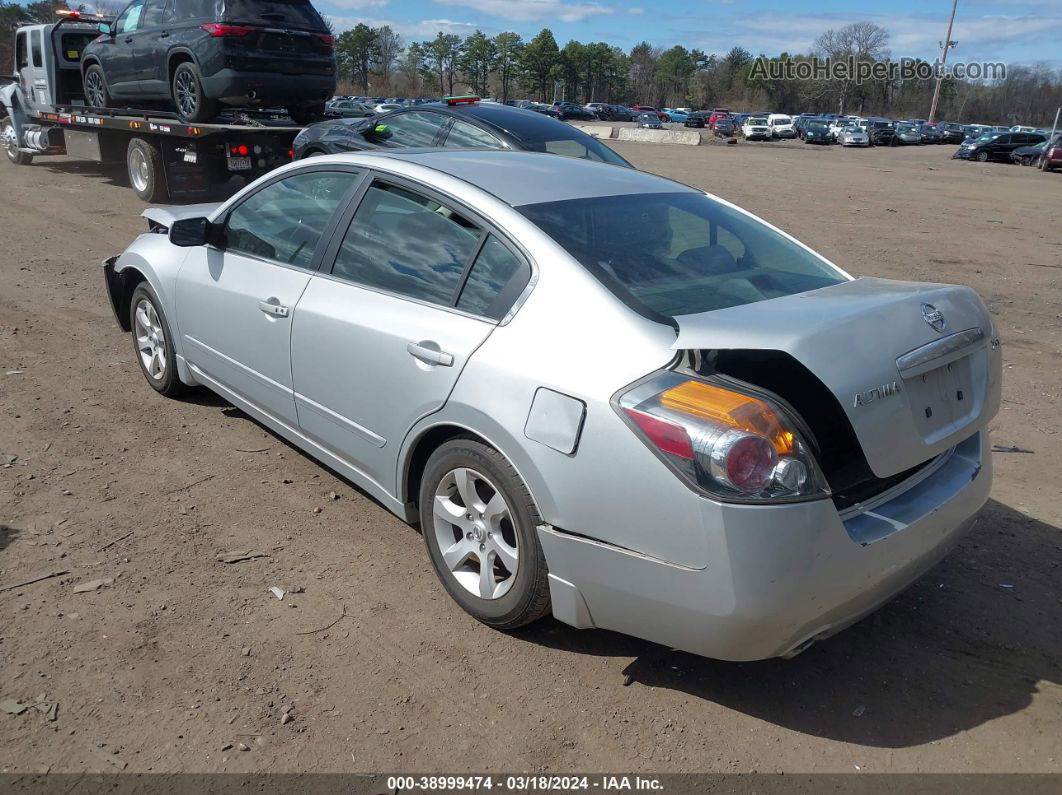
103 150 1001 661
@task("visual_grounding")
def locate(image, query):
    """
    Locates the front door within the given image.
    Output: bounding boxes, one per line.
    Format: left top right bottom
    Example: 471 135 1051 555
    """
290 178 530 494
174 168 361 427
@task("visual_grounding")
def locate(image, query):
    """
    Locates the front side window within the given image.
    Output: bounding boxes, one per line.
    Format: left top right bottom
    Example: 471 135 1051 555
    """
444 120 504 150
222 171 357 268
116 0 146 34
374 112 449 148
331 182 481 306
519 192 845 319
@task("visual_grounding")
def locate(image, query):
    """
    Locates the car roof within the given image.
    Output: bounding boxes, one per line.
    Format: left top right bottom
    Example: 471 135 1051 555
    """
372 149 698 207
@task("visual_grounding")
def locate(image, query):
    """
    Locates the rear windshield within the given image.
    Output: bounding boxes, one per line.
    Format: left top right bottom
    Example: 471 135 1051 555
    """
509 125 632 168
222 0 325 29
519 192 845 319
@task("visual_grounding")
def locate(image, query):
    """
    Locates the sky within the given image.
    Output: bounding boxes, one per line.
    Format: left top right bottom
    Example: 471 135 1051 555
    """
317 0 1062 67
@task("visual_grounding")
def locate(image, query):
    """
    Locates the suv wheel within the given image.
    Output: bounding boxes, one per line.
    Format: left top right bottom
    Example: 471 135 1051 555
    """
172 62 218 123
419 439 550 630
287 103 325 125
83 64 111 108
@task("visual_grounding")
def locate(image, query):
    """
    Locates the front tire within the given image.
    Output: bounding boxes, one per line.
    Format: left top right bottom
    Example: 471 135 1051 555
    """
171 62 218 123
419 439 550 630
975 150 989 162
2 117 32 165
129 283 188 398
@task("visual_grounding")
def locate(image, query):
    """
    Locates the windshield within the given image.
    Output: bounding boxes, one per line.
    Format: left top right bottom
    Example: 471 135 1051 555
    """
518 192 845 319
977 134 1000 142
748 118 767 125
807 121 826 130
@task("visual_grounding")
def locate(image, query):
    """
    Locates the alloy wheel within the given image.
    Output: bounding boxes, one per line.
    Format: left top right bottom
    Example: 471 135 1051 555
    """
134 298 167 380
174 70 199 117
85 70 105 107
432 467 519 600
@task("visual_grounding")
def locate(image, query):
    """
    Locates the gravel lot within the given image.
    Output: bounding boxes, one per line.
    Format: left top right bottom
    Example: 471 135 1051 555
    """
0 139 1059 774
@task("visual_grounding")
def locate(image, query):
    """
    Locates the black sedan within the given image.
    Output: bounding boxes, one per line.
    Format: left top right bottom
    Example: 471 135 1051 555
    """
292 99 633 167
684 111 709 129
552 102 596 121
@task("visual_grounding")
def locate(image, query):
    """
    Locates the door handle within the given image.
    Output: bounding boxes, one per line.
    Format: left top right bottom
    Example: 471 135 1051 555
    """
258 299 290 318
159 31 170 38
407 342 454 367
124 36 134 43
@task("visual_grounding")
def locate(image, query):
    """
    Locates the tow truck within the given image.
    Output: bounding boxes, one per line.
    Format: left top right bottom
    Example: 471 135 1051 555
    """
1 11 303 202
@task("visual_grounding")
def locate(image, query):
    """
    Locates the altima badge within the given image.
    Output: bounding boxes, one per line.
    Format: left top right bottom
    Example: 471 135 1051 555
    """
853 381 902 408
921 303 946 332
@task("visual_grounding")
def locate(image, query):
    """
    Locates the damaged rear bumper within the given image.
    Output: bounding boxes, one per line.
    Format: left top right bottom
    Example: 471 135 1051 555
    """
540 430 990 661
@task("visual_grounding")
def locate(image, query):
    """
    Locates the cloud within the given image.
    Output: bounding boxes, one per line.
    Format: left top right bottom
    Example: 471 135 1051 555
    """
681 12 1061 62
327 15 484 37
326 0 390 8
433 0 613 23
628 7 644 14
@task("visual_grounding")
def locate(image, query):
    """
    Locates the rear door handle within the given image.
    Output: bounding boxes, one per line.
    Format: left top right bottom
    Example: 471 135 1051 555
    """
124 36 134 43
407 342 454 367
159 31 170 38
258 299 290 318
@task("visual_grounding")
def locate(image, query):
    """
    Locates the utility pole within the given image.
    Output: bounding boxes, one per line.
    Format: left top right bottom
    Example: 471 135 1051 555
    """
927 0 959 124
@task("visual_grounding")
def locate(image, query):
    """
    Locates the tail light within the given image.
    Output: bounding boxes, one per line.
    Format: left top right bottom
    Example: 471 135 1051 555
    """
201 23 255 37
317 34 335 46
230 144 249 156
616 372 829 502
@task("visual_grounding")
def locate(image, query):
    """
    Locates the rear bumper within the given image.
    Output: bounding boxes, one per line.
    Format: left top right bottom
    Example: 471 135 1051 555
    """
201 69 335 106
541 430 990 661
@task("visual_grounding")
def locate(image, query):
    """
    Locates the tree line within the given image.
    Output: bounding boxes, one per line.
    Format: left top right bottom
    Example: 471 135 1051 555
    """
336 21 1062 126
1 2 1058 127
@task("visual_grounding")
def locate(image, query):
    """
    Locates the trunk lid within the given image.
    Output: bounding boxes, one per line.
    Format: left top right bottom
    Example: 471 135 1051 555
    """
672 277 1002 478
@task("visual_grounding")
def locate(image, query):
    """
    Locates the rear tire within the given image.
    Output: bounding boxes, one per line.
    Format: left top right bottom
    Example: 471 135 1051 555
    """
126 137 168 202
83 64 112 109
2 117 32 165
129 283 188 398
419 438 551 630
287 103 325 125
171 61 218 123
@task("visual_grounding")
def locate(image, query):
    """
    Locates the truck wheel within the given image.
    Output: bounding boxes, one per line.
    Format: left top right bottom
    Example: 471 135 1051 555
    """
83 64 112 109
172 62 218 123
287 103 325 125
419 438 551 630
126 138 168 202
2 117 32 165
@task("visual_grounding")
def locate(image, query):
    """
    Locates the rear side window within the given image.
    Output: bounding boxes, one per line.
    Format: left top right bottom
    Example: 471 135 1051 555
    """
140 0 172 29
444 120 504 150
222 0 326 29
375 112 449 148
178 0 216 19
519 191 845 319
456 236 529 320
31 30 43 68
331 182 482 306
222 171 357 269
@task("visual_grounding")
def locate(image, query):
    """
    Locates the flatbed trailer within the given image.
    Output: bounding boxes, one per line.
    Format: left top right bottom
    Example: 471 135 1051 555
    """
18 104 302 202
1 17 303 202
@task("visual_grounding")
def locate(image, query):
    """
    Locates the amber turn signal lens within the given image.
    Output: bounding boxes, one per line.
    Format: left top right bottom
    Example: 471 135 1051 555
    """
660 380 795 455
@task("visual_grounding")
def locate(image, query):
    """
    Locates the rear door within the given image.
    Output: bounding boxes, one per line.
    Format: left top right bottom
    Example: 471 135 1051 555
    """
174 167 362 426
290 176 530 493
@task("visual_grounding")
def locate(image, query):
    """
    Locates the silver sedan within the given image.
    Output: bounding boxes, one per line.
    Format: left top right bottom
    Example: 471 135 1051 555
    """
104 150 1002 661
839 126 870 146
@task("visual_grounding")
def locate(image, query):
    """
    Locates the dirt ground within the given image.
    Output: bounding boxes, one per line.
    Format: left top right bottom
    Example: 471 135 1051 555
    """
0 139 1059 775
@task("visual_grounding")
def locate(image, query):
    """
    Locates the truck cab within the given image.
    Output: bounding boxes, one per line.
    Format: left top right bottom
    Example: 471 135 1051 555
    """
8 14 104 117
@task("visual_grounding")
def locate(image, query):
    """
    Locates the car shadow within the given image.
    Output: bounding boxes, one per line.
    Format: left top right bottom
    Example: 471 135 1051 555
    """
35 160 244 203
0 522 20 553
512 498 1061 748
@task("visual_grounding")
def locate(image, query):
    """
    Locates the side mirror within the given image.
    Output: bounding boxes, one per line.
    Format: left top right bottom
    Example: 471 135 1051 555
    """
169 217 210 247
98 22 113 36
